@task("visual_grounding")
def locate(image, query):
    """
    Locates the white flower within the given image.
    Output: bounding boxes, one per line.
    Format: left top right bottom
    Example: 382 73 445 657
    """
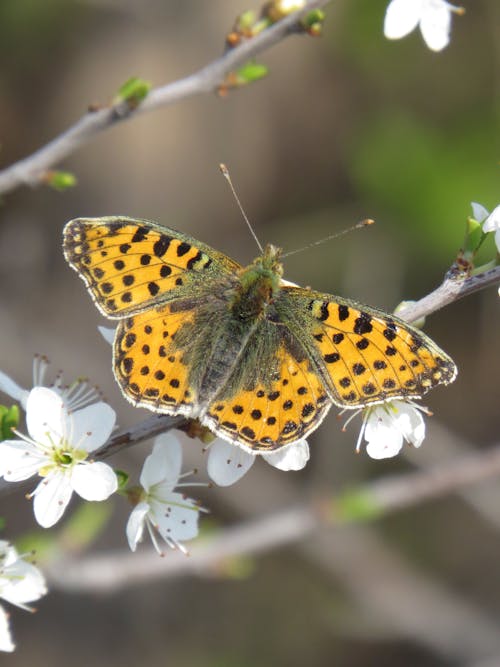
0 540 47 652
472 202 500 254
207 437 309 486
0 355 101 413
126 433 203 555
0 387 117 527
0 607 13 653
354 400 426 459
384 0 463 52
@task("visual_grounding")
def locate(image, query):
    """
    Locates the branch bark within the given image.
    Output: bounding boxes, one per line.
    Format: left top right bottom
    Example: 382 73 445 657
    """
0 1 329 196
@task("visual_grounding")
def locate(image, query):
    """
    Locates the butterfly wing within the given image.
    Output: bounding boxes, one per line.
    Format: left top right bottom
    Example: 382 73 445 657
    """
278 286 457 408
63 217 241 318
202 320 332 452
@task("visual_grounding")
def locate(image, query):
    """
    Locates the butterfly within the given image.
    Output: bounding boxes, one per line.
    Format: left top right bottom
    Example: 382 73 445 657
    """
63 217 457 452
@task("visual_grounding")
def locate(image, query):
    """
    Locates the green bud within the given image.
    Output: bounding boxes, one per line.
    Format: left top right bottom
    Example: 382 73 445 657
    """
45 170 77 191
235 61 269 85
115 469 130 491
0 404 19 441
235 10 257 31
301 9 325 28
463 217 485 256
115 76 152 108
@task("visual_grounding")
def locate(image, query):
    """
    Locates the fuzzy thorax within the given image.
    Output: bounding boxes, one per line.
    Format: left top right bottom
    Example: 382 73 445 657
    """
234 244 284 318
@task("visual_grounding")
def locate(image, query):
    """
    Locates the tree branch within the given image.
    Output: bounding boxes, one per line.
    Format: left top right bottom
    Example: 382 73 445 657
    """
0 1 329 196
51 440 500 592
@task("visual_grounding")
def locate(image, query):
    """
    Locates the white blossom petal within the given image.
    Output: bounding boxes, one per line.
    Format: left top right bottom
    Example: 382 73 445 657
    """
364 409 404 459
33 471 73 528
151 493 200 541
25 388 67 448
0 561 47 607
69 402 116 453
98 326 116 345
262 439 310 471
393 401 425 447
71 461 117 501
471 201 490 223
207 439 255 486
384 0 423 39
419 0 452 51
126 502 149 551
0 606 14 653
140 433 182 490
482 205 500 233
0 441 47 482
0 371 29 407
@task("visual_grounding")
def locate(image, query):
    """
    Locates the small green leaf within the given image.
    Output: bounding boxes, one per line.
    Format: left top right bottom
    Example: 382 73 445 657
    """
235 61 269 85
45 170 77 191
0 404 19 441
464 217 485 255
332 488 383 523
115 469 129 491
235 10 257 32
115 76 152 108
302 9 325 28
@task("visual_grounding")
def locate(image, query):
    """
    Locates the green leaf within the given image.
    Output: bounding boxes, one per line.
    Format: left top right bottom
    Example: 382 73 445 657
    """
115 76 152 108
464 217 485 255
301 9 325 29
235 61 269 85
115 469 129 491
0 404 19 440
45 170 77 191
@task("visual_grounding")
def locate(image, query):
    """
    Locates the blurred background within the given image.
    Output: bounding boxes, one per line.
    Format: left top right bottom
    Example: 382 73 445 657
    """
1 0 499 665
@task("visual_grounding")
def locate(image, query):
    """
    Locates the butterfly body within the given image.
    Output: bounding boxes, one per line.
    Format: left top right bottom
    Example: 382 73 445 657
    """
63 217 457 452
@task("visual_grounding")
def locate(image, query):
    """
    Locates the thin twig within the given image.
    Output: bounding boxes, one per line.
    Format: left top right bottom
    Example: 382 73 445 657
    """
51 441 500 592
396 265 500 323
0 1 329 196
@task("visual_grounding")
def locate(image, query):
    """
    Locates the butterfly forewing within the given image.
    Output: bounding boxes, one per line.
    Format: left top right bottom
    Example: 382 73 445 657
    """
63 217 241 318
282 287 457 408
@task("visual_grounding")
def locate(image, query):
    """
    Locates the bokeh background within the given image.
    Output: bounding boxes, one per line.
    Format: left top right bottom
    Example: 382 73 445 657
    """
1 0 499 665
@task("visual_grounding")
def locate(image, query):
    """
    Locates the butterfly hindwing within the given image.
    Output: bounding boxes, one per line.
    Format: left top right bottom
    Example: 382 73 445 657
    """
63 217 241 318
282 286 457 408
203 328 331 452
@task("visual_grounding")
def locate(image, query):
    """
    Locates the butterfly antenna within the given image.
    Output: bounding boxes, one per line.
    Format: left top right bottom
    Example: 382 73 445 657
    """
282 218 375 258
220 163 264 253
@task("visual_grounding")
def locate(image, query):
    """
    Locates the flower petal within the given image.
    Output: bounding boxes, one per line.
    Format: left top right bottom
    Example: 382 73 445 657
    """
207 439 255 486
26 387 67 448
71 461 117 501
1 561 47 607
0 441 47 482
364 408 404 459
126 502 149 551
392 401 426 448
97 325 116 346
0 605 14 653
419 0 452 51
262 440 310 471
482 205 500 232
471 201 490 223
33 471 73 528
140 433 182 490
69 402 116 453
0 371 29 407
384 0 422 39
151 493 200 542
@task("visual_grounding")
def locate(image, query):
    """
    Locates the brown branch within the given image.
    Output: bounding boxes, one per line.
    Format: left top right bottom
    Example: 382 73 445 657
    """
51 441 500 592
0 1 329 196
